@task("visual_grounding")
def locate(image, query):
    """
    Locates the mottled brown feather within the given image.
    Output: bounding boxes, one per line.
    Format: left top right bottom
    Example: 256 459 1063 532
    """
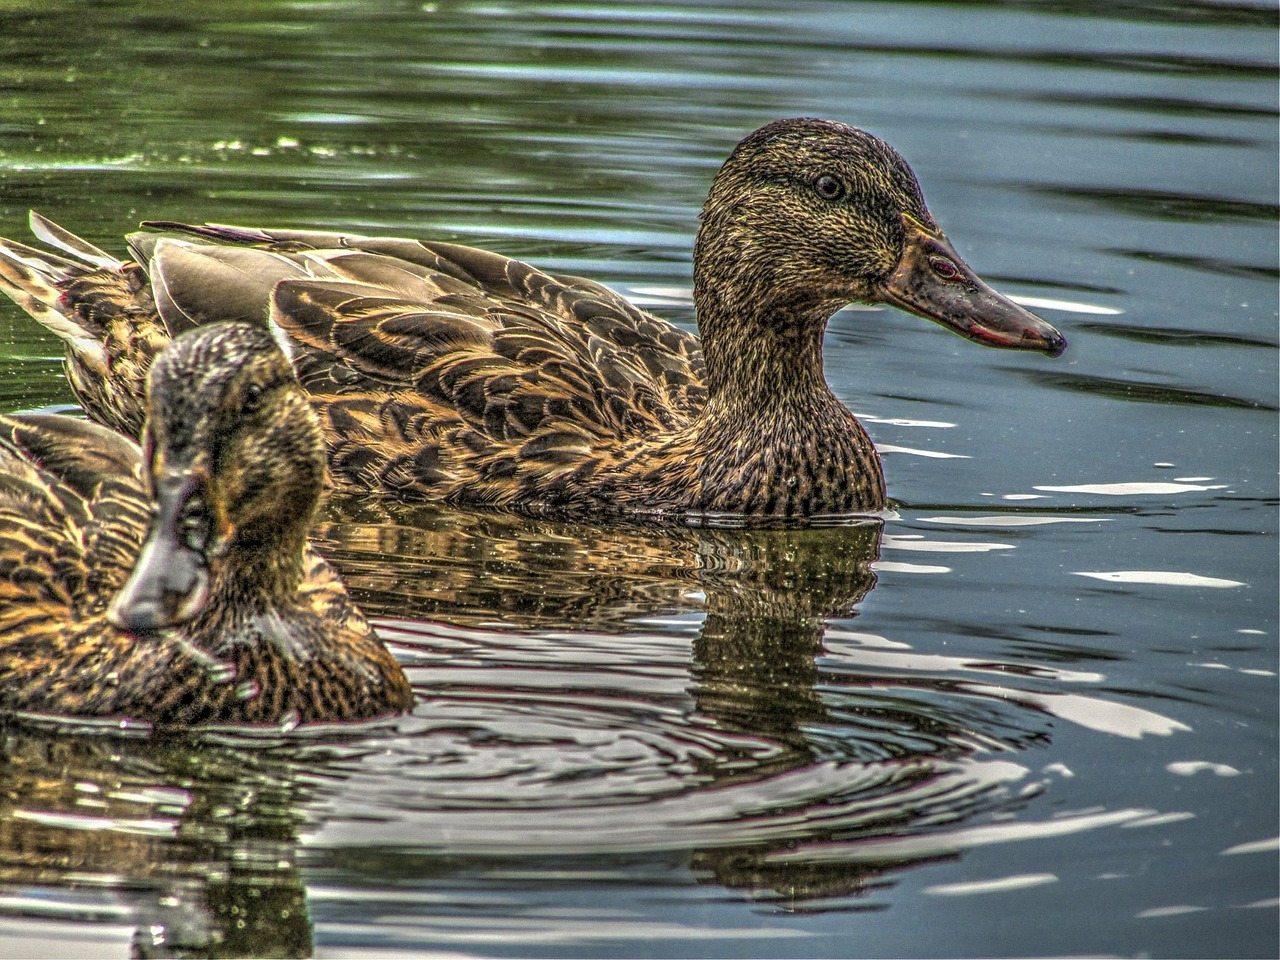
0 326 412 727
0 119 1064 521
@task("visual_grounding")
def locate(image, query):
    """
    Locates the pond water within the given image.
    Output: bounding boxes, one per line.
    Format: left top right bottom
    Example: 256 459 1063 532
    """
0 1 1276 957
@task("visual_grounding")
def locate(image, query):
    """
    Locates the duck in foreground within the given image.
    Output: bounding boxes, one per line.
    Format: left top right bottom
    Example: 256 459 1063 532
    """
0 118 1064 522
0 322 413 726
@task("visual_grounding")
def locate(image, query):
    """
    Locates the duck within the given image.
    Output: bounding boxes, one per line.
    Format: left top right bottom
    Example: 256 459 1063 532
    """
0 118 1064 522
0 322 413 727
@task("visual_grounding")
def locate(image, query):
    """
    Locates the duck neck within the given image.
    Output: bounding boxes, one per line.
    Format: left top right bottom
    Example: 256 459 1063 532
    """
687 277 885 516
198 527 311 643
694 272 839 415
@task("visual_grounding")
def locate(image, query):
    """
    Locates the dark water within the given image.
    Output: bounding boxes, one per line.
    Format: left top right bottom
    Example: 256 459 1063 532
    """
0 1 1276 957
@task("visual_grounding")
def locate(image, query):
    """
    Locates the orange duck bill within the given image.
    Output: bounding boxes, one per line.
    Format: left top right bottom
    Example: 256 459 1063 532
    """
876 214 1066 358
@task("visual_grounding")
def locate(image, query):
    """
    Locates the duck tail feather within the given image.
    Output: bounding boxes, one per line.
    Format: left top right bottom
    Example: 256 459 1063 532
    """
29 211 121 270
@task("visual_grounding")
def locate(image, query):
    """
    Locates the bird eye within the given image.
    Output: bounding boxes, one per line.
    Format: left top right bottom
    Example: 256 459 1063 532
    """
179 498 211 553
813 174 846 202
243 382 264 412
929 256 962 281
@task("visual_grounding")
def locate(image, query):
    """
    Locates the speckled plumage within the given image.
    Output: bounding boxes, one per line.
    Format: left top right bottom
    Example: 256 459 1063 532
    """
0 324 412 727
0 118 1064 523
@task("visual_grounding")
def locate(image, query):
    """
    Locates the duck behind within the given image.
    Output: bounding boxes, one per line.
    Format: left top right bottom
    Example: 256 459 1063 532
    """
0 323 413 727
0 118 1064 522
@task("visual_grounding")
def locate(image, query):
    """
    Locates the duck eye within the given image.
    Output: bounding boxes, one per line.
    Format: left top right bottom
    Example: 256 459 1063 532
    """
929 256 963 281
179 498 211 553
813 174 846 202
243 382 264 412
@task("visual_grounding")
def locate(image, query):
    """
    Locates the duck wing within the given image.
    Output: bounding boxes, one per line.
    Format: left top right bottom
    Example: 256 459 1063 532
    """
141 224 707 505
0 214 176 438
3 215 708 507
0 413 146 635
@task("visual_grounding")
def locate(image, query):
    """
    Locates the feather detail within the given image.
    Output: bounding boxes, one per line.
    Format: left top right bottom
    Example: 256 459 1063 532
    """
0 326 411 726
1 119 1064 521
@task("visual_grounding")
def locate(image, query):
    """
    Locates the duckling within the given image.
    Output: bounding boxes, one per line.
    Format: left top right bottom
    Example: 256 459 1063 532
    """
0 118 1063 522
0 322 413 726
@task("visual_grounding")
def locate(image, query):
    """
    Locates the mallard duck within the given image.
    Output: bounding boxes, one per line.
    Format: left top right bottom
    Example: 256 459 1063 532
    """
0 322 413 726
0 118 1064 521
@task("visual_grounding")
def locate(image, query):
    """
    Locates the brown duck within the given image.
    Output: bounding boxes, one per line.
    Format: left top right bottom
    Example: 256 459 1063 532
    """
0 118 1064 522
0 322 413 726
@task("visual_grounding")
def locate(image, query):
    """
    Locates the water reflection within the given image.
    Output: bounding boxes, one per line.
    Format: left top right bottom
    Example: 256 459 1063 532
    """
298 501 1158 908
318 500 891 779
0 504 1090 945
1019 368 1277 410
314 498 881 632
0 728 314 957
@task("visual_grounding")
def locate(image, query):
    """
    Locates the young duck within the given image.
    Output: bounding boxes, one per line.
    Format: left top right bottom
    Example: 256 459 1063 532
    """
0 322 413 726
0 118 1063 522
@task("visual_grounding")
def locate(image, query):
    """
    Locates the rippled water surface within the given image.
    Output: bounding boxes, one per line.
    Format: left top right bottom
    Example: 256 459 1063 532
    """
0 2 1276 957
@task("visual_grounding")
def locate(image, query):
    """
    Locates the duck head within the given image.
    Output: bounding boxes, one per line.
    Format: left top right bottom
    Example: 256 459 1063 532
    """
693 117 1065 372
109 322 326 633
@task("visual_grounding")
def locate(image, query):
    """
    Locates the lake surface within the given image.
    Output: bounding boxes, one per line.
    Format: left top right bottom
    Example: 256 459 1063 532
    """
0 1 1276 957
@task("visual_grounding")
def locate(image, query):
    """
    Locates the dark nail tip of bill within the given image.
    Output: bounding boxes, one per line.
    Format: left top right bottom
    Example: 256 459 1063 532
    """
1039 328 1068 358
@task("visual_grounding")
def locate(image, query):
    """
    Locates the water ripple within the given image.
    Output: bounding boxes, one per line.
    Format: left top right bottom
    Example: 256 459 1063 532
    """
1020 370 1277 410
1023 184 1278 223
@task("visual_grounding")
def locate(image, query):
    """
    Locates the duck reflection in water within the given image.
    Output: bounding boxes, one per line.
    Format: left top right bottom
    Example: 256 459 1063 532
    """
0 728 316 958
0 505 1057 942
316 501 1051 905
688 522 881 776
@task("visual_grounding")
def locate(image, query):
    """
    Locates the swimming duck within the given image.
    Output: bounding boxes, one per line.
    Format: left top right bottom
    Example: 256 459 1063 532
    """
0 118 1064 521
0 322 413 726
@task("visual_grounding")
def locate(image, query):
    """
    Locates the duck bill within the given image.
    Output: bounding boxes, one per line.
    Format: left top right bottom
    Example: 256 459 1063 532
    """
108 472 210 634
876 215 1066 358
